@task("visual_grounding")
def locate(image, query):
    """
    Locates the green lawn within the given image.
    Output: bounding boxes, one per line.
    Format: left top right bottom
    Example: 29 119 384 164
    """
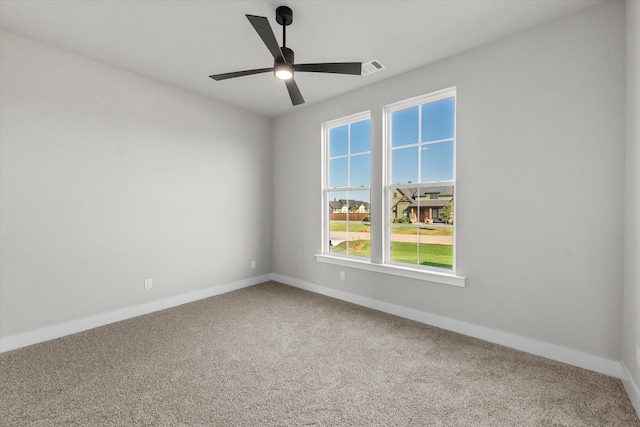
330 240 452 269
390 242 452 269
330 240 371 257
329 223 371 233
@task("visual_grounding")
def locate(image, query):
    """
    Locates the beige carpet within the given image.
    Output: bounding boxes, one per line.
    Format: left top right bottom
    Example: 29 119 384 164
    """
1 281 638 426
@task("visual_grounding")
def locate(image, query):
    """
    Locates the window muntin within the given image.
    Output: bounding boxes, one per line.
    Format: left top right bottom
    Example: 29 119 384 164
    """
386 89 456 271
323 113 371 259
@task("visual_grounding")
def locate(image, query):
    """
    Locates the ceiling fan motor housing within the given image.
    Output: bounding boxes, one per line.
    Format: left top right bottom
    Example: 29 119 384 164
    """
279 47 294 65
274 47 294 79
276 6 293 26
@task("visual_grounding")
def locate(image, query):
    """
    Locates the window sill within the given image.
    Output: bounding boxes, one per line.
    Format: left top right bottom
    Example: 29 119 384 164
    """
315 254 466 287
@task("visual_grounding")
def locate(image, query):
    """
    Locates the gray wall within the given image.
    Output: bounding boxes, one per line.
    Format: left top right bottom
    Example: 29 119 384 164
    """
0 31 273 338
272 3 626 360
624 0 640 391
1 1 634 384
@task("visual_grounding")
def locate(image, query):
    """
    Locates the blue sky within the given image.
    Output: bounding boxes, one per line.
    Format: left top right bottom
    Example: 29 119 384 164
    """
391 97 454 184
329 118 370 189
329 96 454 194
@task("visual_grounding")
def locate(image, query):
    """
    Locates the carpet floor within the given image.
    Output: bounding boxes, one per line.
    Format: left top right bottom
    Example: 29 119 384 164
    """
1 281 638 426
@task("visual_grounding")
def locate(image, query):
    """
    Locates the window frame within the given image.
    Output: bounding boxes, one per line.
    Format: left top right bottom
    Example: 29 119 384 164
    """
321 111 372 261
383 87 457 273
317 87 465 288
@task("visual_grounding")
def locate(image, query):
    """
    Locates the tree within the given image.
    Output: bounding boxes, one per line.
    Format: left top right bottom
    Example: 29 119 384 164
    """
440 202 453 224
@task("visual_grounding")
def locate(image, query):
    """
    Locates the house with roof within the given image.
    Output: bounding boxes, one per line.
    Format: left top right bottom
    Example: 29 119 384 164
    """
391 186 453 224
329 199 371 221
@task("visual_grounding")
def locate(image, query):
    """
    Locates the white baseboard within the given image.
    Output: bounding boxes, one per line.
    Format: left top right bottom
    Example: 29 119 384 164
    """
621 362 640 419
276 274 640 417
272 274 622 379
0 274 272 353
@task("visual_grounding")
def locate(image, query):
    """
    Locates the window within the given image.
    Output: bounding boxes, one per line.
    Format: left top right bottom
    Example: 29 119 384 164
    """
386 89 456 271
322 112 371 259
320 88 463 287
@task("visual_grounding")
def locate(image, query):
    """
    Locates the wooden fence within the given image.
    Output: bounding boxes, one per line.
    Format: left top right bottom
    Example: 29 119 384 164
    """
329 213 369 221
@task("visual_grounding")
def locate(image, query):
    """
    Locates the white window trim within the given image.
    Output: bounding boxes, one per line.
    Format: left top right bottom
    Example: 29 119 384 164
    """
315 253 465 287
383 87 458 273
318 87 465 288
320 110 371 258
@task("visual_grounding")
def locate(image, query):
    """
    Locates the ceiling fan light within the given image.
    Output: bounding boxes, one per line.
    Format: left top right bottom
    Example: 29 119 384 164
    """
274 63 293 80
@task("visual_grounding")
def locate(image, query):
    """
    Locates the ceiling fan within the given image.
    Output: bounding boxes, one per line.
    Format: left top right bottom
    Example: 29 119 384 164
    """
209 5 362 106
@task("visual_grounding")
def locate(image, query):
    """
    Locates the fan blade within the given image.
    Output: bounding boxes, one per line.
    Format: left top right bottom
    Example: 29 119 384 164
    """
284 79 305 106
246 14 284 61
294 62 362 75
209 68 273 81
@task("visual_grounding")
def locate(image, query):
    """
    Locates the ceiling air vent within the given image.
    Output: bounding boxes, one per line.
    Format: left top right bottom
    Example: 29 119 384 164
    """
361 59 385 76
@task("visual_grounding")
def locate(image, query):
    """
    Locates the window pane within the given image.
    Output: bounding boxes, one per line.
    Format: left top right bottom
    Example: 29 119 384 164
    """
347 189 370 258
346 222 370 258
418 186 454 223
418 226 453 269
390 240 419 265
421 140 454 182
351 119 370 154
350 153 370 187
421 97 455 142
328 190 347 253
390 186 418 223
348 189 370 218
328 191 347 214
390 226 419 264
418 185 453 269
419 187 453 269
389 185 453 269
391 146 418 184
389 224 453 268
328 189 370 258
389 185 418 264
391 106 419 147
329 221 345 253
329 157 348 188
329 125 348 157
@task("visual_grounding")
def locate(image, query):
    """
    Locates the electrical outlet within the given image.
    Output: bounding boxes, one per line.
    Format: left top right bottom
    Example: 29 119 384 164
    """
144 279 152 290
251 261 256 269
340 271 345 280
636 345 640 368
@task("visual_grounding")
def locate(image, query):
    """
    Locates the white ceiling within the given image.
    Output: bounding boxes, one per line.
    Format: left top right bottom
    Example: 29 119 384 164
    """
0 0 604 118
